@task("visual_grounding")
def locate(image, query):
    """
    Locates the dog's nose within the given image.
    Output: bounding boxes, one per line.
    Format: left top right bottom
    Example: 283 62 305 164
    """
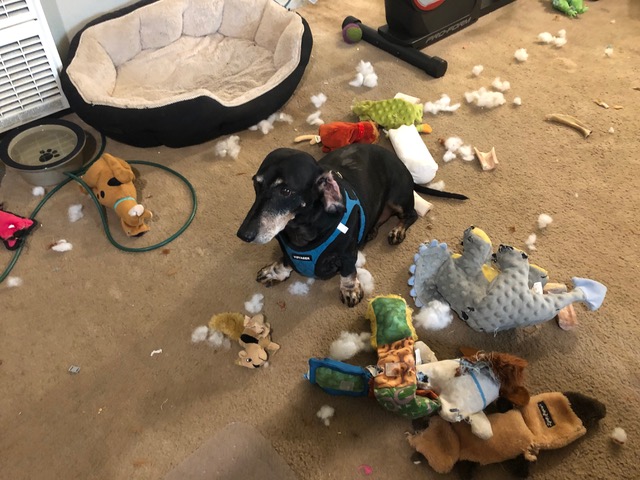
237 227 256 243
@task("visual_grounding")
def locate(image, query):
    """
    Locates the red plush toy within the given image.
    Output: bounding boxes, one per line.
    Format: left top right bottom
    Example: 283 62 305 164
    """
0 206 37 250
294 121 379 152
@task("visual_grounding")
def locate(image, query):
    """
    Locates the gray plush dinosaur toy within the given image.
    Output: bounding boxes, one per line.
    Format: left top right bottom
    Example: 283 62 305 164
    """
408 226 607 333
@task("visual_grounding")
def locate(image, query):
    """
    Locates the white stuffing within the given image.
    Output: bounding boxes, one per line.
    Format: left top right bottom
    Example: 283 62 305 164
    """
349 60 377 88
514 48 528 62
513 96 522 106
6 276 23 288
356 267 374 295
604 46 614 57
288 281 311 295
307 277 315 285
610 427 627 445
244 293 264 313
423 94 461 114
329 331 373 361
491 77 511 92
444 137 463 152
525 233 537 251
356 251 366 268
443 150 457 162
317 405 335 426
537 213 553 229
249 112 293 134
214 135 241 159
306 110 324 126
553 37 567 47
207 330 231 350
414 300 453 330
557 29 566 39
191 325 209 343
68 204 84 223
32 186 45 196
537 32 554 44
471 65 484 76
458 145 475 161
311 93 327 108
608 127 615 134
464 87 506 108
51 239 73 252
427 180 445 191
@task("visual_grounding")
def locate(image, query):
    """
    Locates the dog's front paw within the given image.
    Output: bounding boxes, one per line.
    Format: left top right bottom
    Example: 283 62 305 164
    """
256 262 292 287
339 275 364 307
388 226 407 245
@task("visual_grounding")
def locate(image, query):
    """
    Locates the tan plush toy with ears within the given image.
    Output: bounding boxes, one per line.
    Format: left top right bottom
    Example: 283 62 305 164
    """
81 153 152 237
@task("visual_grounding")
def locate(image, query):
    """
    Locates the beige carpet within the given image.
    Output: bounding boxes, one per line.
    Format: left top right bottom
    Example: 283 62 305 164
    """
1 1 638 479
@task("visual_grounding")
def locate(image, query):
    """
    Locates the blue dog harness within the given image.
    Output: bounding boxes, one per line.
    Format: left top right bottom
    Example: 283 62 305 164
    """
278 184 366 278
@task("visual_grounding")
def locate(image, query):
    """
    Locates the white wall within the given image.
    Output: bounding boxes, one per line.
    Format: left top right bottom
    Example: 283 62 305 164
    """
40 0 137 60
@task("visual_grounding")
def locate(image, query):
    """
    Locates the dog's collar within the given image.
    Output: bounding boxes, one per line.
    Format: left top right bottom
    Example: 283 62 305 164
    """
113 196 136 210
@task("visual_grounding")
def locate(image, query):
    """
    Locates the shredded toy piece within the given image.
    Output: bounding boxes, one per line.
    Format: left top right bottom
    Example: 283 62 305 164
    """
316 405 335 426
349 60 378 88
609 127 615 134
443 150 457 162
474 147 499 171
464 87 506 108
68 204 84 223
207 330 232 349
414 300 453 330
51 239 72 252
6 276 23 288
525 233 537 251
306 110 324 126
537 213 553 229
424 94 461 114
329 331 373 361
395 92 421 104
553 37 567 47
311 93 327 108
545 113 592 138
458 145 475 161
514 48 528 62
557 304 579 330
513 97 522 106
471 65 484 76
191 325 209 343
214 135 241 159
444 137 463 152
249 112 293 134
442 136 474 162
604 46 613 57
610 427 627 445
32 186 45 196
150 349 163 356
491 77 511 92
244 293 264 313
537 32 554 44
428 180 445 191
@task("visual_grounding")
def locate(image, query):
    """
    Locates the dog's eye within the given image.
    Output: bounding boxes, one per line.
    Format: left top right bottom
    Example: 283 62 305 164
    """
280 187 292 197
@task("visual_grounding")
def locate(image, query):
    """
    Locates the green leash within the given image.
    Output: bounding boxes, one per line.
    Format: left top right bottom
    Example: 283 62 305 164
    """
0 135 198 283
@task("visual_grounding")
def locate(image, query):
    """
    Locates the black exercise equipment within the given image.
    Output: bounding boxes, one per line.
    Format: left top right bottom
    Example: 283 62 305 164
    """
344 0 516 78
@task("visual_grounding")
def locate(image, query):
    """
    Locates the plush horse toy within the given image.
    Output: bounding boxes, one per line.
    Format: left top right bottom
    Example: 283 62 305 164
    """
81 153 152 237
416 349 530 439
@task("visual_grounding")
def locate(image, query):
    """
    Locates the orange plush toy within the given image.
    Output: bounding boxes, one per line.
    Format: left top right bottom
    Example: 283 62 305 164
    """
294 121 379 152
81 153 152 237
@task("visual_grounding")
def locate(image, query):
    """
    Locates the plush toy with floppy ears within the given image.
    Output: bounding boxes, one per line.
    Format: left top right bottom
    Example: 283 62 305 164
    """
81 153 152 237
207 312 280 369
407 391 606 478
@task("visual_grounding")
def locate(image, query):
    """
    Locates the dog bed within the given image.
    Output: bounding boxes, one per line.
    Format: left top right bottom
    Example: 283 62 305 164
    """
61 0 313 148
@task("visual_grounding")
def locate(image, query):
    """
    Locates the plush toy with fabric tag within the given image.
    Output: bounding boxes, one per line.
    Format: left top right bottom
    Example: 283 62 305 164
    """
0 205 37 250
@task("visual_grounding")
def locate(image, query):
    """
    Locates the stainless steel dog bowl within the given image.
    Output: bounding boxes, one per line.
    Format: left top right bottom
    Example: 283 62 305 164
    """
0 119 87 186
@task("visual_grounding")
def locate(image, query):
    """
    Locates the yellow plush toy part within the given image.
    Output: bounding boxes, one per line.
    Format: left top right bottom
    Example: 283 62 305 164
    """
81 153 153 237
208 312 280 369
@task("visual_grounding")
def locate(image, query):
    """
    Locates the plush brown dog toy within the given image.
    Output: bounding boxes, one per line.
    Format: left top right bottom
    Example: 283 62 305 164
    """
81 153 152 237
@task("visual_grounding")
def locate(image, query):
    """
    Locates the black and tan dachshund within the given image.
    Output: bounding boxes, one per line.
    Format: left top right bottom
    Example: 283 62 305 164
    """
237 144 466 307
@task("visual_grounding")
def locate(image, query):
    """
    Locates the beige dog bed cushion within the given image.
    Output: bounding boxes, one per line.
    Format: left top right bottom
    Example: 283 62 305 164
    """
61 0 313 147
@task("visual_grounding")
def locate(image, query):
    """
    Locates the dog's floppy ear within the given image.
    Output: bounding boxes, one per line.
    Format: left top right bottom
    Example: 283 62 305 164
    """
316 171 345 213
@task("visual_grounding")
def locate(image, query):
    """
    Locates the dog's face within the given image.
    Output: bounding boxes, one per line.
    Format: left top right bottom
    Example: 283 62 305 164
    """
237 148 344 244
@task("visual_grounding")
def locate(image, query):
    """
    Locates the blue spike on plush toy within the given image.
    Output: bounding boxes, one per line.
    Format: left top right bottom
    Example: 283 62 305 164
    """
572 277 607 310
409 264 416 274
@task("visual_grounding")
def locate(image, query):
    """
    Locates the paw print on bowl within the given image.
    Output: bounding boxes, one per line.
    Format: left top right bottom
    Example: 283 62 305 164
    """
39 148 60 163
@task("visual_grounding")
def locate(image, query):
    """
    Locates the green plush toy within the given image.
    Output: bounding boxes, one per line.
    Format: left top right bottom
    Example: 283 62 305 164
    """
552 0 588 17
352 98 432 132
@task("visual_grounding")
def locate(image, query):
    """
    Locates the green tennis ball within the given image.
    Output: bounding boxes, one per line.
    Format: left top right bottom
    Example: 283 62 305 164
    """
342 23 362 44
